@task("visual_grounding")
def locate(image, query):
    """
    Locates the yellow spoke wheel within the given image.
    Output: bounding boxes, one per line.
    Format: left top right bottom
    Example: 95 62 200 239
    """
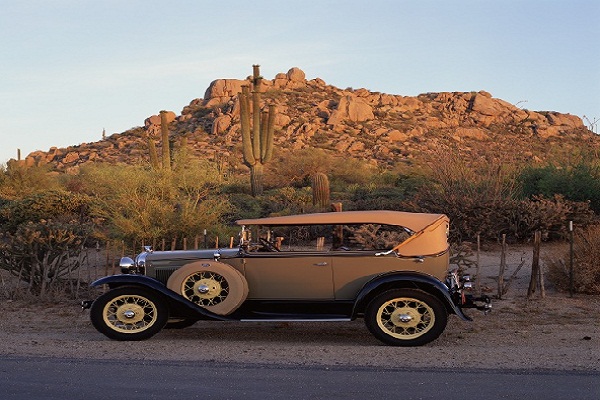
90 287 168 341
167 261 248 315
103 295 158 333
365 289 447 346
377 298 435 340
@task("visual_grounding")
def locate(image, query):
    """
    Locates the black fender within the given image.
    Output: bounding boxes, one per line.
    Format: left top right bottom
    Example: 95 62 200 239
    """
351 271 471 321
90 274 231 321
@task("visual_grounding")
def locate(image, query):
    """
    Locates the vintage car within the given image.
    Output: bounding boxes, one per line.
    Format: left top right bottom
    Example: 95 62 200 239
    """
84 210 491 346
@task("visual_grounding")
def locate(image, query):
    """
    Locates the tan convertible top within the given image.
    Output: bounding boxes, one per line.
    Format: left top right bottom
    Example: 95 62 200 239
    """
237 210 444 232
237 211 449 256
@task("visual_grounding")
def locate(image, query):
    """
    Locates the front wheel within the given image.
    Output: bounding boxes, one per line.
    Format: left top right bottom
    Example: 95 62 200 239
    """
365 289 448 346
90 286 169 341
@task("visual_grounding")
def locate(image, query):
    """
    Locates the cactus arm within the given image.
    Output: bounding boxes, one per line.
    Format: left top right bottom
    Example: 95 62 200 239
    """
148 137 160 170
262 104 276 163
251 80 261 159
239 86 255 166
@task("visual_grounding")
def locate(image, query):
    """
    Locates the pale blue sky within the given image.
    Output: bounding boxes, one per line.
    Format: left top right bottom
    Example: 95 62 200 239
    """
1 0 599 164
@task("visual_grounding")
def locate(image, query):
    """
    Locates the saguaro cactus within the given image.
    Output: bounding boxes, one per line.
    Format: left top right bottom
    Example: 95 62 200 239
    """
239 65 276 196
160 110 172 171
311 172 331 208
147 137 160 170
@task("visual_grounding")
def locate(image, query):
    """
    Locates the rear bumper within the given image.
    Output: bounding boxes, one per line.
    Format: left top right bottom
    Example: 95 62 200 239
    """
461 294 492 313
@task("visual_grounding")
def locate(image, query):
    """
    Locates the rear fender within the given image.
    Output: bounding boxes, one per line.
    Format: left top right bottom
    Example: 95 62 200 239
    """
90 274 231 321
352 271 471 321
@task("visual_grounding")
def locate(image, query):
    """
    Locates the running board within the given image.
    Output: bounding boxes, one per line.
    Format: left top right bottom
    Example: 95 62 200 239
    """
240 318 352 322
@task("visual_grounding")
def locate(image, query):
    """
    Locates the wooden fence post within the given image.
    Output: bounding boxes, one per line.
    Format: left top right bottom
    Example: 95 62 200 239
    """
497 234 506 299
528 231 541 298
476 234 481 296
568 221 574 297
105 240 111 276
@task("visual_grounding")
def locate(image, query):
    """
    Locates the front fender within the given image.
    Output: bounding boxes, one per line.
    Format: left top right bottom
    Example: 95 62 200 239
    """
90 274 231 321
352 271 471 321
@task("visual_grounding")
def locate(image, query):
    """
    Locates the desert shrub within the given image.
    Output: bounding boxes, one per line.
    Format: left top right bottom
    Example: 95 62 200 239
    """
265 148 333 188
349 186 409 211
545 225 600 294
262 187 313 216
265 149 377 190
510 195 596 240
0 161 61 199
227 192 264 221
404 151 520 241
0 190 92 233
403 149 597 242
73 162 231 242
329 157 377 189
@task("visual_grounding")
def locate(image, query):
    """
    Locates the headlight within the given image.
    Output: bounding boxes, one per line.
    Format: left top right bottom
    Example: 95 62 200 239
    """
119 257 136 274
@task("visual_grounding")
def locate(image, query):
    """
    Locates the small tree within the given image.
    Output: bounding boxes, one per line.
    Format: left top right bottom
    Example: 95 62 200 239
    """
0 220 91 298
0 190 94 297
546 224 600 294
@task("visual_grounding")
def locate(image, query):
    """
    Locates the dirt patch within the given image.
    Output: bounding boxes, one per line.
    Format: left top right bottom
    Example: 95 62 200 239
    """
0 244 598 371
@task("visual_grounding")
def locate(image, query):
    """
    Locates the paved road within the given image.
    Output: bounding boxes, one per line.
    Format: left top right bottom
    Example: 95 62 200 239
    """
0 356 598 400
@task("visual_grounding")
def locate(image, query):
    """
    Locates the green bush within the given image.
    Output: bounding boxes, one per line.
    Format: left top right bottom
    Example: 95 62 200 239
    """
519 162 600 213
349 186 409 211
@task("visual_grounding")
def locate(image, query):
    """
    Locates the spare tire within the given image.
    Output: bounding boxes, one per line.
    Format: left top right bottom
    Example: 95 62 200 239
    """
167 261 249 315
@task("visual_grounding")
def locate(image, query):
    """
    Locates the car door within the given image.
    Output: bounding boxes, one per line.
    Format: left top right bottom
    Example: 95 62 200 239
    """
242 252 334 300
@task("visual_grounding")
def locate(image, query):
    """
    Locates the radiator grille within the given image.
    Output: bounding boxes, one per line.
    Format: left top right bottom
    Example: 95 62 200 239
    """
154 267 178 285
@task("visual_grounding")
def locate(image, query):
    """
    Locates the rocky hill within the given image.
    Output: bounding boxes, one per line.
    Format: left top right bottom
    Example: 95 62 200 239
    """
20 67 599 174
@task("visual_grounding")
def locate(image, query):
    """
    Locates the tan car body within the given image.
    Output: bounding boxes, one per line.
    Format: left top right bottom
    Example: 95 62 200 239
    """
236 211 450 300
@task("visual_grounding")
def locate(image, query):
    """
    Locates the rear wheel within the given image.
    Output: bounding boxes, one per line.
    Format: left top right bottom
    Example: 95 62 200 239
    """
90 286 168 341
365 288 447 346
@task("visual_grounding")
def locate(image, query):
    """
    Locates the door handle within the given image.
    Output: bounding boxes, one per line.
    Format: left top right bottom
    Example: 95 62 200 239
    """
313 262 328 266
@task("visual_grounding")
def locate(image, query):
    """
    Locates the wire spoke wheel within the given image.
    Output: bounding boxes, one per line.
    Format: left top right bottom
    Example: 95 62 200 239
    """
365 289 448 346
103 294 158 333
167 261 249 316
182 271 229 307
90 286 168 341
377 298 435 339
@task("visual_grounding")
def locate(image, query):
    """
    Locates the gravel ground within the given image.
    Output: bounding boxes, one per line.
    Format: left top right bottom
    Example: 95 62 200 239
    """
0 245 598 371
